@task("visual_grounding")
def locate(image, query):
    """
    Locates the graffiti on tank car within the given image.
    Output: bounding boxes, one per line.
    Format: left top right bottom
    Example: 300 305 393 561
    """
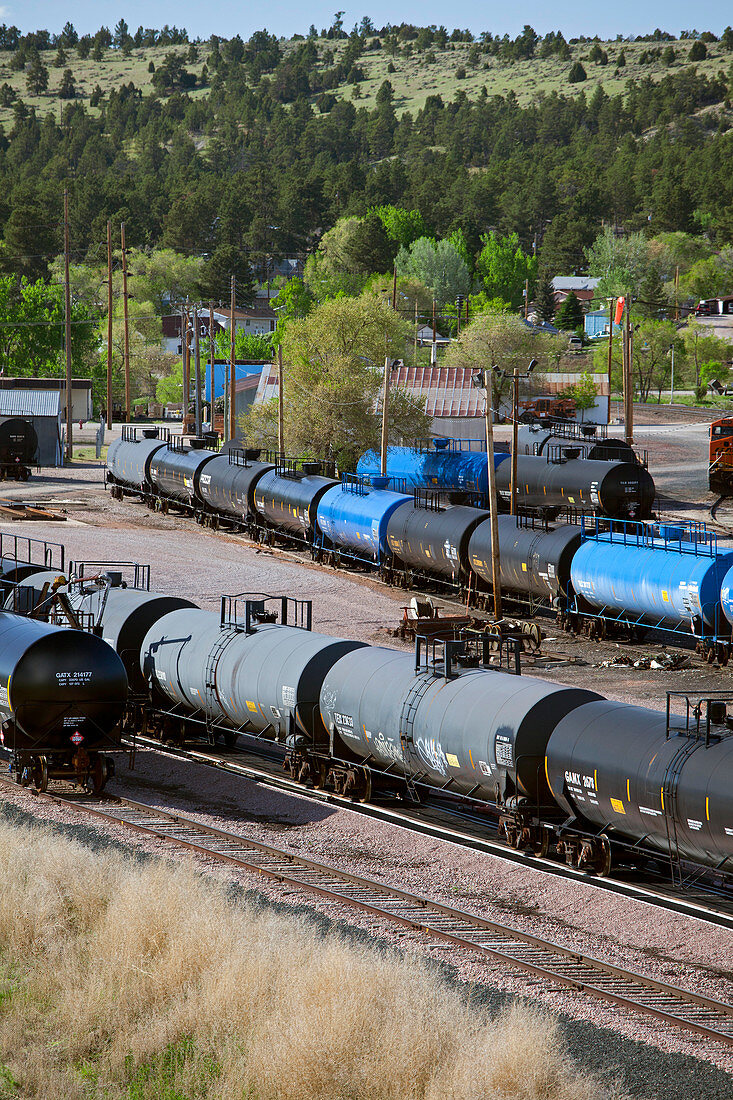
416 736 449 776
372 730 402 763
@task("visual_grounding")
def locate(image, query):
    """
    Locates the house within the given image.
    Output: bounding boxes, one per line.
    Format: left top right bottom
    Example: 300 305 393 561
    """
584 308 622 339
212 305 278 336
415 324 451 348
161 314 225 355
552 276 600 309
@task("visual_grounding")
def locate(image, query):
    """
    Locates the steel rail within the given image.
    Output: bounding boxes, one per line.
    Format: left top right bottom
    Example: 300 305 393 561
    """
127 734 733 931
24 786 733 1049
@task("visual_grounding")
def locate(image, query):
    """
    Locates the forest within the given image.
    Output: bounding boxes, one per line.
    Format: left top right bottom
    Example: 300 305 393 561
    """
0 19 732 427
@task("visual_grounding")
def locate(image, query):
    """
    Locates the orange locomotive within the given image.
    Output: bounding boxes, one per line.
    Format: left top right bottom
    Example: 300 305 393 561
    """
708 417 733 494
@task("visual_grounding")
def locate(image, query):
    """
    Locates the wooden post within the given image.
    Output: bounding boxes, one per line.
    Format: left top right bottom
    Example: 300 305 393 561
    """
193 305 202 436
63 189 73 462
431 299 437 365
392 265 397 310
524 277 529 320
483 367 502 621
510 367 518 516
278 344 285 458
674 265 679 322
414 299 418 365
607 298 614 424
380 356 391 476
229 275 236 442
121 222 131 423
106 221 113 429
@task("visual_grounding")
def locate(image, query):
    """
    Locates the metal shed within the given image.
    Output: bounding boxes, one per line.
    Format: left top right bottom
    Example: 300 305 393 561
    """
0 390 62 467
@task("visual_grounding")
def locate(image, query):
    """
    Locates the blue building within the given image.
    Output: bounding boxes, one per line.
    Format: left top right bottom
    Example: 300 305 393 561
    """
585 309 621 340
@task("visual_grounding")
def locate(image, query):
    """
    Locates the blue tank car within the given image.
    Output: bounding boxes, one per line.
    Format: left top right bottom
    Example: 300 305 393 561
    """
316 476 411 562
357 440 508 497
571 520 733 633
719 564 733 628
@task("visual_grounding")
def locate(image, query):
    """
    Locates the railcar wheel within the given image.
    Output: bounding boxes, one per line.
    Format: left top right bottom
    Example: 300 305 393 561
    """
32 757 48 793
595 835 613 877
91 755 110 794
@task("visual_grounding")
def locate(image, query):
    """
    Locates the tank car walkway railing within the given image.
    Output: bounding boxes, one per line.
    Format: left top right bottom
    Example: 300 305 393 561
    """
39 790 733 1051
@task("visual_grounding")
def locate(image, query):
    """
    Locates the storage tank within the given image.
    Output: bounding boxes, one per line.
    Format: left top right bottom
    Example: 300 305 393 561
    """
571 526 733 630
494 454 655 519
0 612 127 754
468 517 582 601
545 699 733 868
319 647 599 803
148 442 219 505
357 442 509 497
254 467 337 536
106 430 167 491
386 503 488 581
197 450 274 521
317 478 411 562
140 607 364 742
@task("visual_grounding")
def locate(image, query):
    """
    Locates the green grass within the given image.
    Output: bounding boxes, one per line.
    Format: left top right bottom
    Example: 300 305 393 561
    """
0 35 731 129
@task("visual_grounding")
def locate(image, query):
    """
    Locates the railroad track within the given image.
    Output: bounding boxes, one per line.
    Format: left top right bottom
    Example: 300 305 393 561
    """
22 785 733 1050
128 734 733 930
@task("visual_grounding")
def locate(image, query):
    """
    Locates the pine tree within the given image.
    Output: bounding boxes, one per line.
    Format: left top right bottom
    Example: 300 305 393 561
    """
535 270 556 322
555 290 584 331
638 267 668 319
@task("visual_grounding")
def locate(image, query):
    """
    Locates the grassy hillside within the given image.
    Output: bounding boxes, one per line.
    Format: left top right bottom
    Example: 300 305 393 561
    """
0 34 731 129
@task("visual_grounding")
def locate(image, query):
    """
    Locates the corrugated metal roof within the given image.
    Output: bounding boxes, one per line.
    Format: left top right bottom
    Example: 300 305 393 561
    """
552 277 600 292
0 389 61 416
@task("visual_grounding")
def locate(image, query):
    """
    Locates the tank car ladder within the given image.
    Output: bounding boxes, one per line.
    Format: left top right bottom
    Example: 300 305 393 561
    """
660 738 700 887
203 631 235 745
398 674 435 803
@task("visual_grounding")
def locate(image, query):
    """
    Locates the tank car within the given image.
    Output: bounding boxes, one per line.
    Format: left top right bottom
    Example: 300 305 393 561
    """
0 611 127 792
570 521 733 640
147 439 219 509
545 696 733 873
357 441 509 498
106 427 168 498
468 516 582 603
494 454 655 519
196 448 274 526
315 641 599 840
517 422 637 463
316 476 411 563
139 596 364 753
0 417 38 480
253 461 337 540
386 501 488 584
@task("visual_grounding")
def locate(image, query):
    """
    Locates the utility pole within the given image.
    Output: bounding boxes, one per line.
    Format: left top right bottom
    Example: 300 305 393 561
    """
278 344 285 458
380 356 391 476
193 305 202 436
121 222 131 423
106 221 113 430
209 300 215 433
480 366 502 621
63 189 73 462
524 277 529 320
510 366 519 516
431 299 437 366
669 343 675 405
229 275 236 442
392 265 397 310
182 305 190 434
607 298 614 424
414 299 419 366
624 296 633 446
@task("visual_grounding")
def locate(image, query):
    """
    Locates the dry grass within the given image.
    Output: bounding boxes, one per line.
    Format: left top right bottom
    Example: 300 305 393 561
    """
0 821 629 1099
